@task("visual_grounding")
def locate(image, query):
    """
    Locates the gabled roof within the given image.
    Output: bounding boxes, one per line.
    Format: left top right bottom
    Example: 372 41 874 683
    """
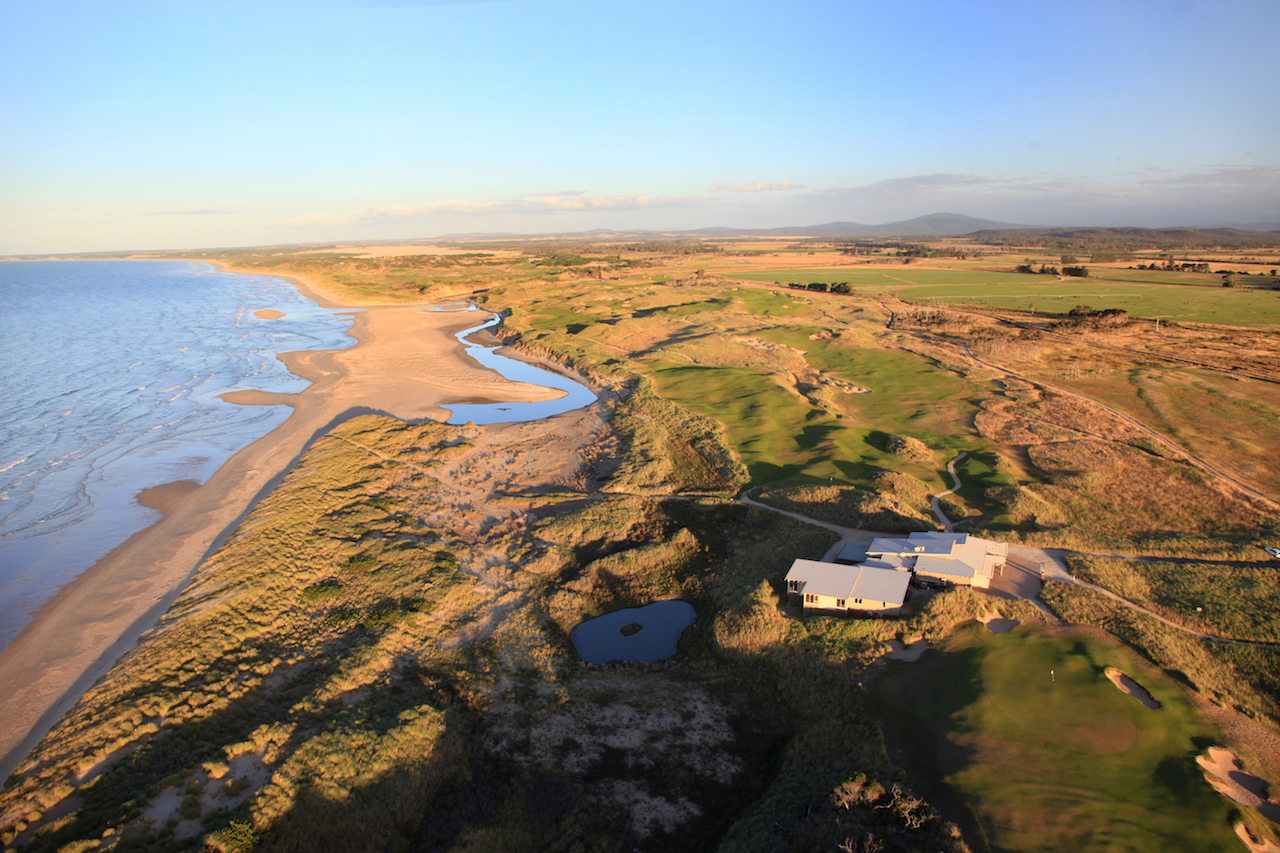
850 566 912 604
786 559 909 606
786 559 857 599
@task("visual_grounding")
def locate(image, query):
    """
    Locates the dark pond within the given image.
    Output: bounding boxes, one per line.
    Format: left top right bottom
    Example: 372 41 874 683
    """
570 600 697 664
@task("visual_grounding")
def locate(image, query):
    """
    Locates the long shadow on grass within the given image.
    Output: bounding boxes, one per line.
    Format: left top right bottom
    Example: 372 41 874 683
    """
867 639 992 852
25 626 454 853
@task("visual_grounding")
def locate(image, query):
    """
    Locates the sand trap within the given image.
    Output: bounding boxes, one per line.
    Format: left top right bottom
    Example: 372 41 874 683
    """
1236 823 1280 853
1199 747 1280 824
885 637 930 661
254 309 285 320
978 610 1020 634
1104 667 1161 709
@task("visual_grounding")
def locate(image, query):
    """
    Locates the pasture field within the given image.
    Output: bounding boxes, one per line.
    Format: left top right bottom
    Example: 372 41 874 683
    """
895 278 1280 325
873 624 1245 853
725 267 1047 288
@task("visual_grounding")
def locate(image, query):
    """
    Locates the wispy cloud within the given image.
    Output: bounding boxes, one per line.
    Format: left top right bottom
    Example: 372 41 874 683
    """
711 180 802 193
284 192 708 229
811 167 1280 226
144 209 231 216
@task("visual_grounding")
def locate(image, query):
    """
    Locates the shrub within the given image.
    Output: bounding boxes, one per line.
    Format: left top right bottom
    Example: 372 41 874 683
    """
300 581 344 603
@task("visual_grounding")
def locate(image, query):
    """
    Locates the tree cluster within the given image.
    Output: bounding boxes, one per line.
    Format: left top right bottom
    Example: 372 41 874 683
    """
784 281 852 295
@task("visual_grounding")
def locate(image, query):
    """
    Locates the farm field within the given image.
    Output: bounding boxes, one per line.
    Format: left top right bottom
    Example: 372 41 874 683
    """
891 278 1280 326
872 624 1248 853
724 267 1047 288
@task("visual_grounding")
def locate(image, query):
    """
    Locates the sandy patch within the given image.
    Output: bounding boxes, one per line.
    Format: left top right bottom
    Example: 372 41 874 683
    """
1104 667 1161 709
885 637 930 661
253 308 285 320
135 479 202 515
978 610 1020 634
1199 747 1280 823
1237 823 1280 852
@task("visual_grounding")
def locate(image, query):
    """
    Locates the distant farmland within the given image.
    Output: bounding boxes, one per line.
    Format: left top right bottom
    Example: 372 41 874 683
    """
725 267 1280 326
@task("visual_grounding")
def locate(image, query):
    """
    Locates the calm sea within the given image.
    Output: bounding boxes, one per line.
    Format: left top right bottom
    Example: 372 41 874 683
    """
0 260 354 649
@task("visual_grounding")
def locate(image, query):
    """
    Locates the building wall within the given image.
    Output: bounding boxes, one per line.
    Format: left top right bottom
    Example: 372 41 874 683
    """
798 593 904 616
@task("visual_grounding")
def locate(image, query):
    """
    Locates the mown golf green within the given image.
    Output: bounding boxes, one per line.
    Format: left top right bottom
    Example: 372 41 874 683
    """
873 623 1242 853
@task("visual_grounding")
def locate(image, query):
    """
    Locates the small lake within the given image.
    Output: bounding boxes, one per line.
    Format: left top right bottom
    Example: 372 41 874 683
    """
443 312 598 425
570 600 697 664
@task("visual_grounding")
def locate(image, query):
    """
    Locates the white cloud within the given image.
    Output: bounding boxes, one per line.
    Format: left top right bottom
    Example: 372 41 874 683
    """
710 180 803 193
282 192 709 230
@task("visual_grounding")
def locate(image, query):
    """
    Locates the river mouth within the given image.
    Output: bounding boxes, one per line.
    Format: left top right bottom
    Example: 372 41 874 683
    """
570 600 697 664
441 312 598 425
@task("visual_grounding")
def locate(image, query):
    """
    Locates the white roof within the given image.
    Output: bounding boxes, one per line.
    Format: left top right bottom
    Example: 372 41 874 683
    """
786 559 909 606
867 532 1006 580
916 554 976 579
786 559 857 599
850 565 912 604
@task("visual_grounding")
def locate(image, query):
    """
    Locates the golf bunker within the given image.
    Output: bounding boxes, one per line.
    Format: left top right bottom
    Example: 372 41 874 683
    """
1105 667 1161 710
571 600 696 664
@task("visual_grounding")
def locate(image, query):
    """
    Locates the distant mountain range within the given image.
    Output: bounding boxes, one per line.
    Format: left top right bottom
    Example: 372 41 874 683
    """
431 212 1279 248
437 213 1028 242
680 212 1028 238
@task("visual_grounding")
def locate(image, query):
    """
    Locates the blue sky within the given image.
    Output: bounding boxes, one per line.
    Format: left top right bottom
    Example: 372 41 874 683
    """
3 0 1278 253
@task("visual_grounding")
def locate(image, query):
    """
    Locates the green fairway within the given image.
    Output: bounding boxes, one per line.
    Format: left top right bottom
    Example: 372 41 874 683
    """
897 279 1280 325
873 624 1241 852
644 340 982 487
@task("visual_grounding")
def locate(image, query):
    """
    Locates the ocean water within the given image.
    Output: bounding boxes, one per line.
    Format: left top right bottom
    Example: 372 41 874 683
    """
0 260 355 650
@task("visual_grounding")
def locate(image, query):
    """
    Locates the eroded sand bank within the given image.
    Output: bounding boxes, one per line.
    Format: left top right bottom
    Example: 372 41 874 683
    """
0 297 569 782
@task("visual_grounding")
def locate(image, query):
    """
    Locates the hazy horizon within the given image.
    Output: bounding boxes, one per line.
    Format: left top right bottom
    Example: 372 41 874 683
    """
4 0 1278 255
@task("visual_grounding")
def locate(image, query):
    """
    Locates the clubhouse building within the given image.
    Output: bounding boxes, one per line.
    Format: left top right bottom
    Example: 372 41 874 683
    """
786 532 1009 616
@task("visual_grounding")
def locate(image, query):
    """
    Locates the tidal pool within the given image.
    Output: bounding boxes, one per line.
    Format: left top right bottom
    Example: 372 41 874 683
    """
570 600 697 664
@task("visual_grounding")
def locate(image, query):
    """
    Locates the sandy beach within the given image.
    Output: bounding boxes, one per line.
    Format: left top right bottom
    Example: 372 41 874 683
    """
0 273 566 783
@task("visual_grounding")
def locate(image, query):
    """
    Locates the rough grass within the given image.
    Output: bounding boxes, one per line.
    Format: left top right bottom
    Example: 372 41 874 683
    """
1065 555 1280 643
1040 582 1280 728
752 484 934 532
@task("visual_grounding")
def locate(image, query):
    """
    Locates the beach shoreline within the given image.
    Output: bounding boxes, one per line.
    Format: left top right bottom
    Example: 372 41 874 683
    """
0 269 563 783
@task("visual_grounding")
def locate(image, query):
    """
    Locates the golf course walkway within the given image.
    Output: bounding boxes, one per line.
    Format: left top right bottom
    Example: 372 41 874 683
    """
929 451 967 532
741 490 1280 650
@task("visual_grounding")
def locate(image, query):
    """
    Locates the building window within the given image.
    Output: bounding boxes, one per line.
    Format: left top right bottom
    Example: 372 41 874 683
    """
836 599 845 608
855 598 862 604
805 593 817 604
787 579 800 592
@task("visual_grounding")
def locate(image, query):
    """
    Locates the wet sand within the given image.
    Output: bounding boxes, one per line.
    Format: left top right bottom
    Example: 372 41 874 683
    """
0 283 564 783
